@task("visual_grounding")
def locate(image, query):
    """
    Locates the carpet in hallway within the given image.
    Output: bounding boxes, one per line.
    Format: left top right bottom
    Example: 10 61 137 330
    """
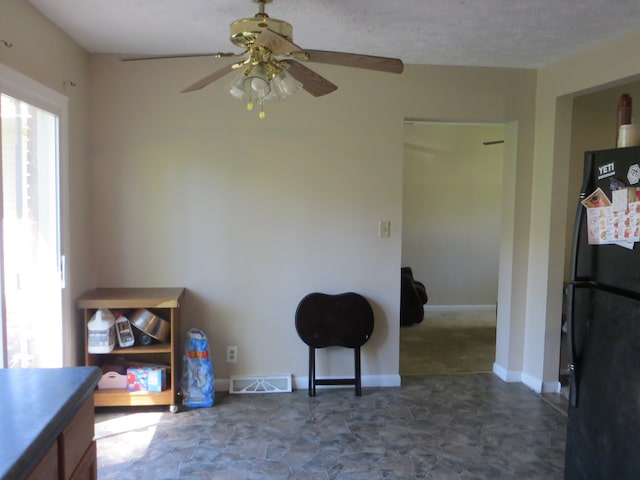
400 308 496 375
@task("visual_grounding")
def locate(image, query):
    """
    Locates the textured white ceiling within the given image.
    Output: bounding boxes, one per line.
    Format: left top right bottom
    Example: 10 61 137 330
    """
27 0 640 68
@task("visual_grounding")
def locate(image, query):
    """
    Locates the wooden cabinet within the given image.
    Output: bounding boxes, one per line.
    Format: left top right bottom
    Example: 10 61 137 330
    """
26 442 58 480
78 288 184 411
0 367 100 480
67 442 96 480
27 396 96 480
59 396 96 479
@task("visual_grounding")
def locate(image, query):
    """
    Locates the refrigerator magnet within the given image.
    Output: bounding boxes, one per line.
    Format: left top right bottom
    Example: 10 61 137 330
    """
582 187 612 208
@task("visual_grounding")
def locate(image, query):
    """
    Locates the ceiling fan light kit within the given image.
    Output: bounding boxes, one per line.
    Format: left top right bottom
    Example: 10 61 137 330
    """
226 40 303 118
122 0 404 119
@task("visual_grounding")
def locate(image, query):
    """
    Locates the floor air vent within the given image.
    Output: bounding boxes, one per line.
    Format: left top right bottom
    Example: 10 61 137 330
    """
229 375 292 394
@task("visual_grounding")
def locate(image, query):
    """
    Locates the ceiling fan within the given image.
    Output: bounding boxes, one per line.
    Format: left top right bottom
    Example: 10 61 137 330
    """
122 0 404 118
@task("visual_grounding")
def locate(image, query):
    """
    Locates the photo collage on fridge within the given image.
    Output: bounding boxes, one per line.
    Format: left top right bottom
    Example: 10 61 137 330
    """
582 160 640 249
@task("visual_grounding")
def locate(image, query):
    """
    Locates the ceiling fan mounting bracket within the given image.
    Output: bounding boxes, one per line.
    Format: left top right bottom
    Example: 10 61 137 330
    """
230 0 292 49
230 17 293 49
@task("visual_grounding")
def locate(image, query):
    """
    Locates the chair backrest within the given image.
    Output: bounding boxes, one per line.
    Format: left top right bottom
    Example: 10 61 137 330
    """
295 292 374 349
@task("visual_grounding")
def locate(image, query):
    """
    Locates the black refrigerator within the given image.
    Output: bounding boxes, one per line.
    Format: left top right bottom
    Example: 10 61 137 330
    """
565 145 640 479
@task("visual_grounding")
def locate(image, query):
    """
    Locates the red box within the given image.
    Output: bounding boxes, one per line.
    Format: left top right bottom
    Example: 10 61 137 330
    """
127 366 167 392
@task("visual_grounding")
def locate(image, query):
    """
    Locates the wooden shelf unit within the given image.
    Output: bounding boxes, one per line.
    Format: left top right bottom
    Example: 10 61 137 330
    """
78 288 184 411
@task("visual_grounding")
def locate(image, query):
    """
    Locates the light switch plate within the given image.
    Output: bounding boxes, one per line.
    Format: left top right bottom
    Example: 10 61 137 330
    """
379 220 391 238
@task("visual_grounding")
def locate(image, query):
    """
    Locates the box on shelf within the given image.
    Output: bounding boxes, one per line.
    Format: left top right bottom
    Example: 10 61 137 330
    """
98 371 127 389
98 364 128 389
127 365 168 392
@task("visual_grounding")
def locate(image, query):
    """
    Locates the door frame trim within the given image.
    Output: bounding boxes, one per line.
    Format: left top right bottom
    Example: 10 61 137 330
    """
0 62 69 368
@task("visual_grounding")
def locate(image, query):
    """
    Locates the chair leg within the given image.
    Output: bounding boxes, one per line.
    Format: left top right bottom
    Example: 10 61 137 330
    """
355 346 362 396
308 346 316 397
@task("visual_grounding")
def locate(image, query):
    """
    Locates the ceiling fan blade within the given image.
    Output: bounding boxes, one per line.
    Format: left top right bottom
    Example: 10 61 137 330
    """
285 61 337 97
121 52 237 62
181 64 236 93
303 50 404 74
254 28 302 56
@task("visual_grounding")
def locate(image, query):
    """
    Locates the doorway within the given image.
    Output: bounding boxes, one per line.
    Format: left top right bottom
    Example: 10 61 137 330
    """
0 70 65 368
400 121 504 375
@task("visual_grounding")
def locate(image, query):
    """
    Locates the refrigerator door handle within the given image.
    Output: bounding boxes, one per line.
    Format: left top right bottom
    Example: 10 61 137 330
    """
566 281 593 407
570 151 594 282
566 282 579 407
569 198 585 281
566 152 595 406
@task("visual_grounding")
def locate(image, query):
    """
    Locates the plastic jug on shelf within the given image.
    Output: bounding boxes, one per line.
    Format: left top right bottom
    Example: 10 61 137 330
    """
87 308 116 353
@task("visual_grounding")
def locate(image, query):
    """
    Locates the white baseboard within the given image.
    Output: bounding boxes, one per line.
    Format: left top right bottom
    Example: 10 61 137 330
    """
215 374 401 392
541 381 562 394
217 370 560 394
493 363 561 394
493 362 522 383
294 374 402 390
521 372 543 392
425 304 496 312
522 374 561 393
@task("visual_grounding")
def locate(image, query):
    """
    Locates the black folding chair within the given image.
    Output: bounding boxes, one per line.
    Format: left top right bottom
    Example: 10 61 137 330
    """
295 292 374 396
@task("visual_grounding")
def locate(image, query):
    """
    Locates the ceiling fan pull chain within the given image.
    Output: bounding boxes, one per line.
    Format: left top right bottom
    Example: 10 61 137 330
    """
245 99 266 119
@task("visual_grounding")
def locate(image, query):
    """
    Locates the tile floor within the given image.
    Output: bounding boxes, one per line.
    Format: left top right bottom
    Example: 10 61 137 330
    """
95 374 567 480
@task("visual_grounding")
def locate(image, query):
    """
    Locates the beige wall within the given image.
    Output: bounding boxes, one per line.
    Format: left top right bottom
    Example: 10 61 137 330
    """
526 30 640 391
402 123 504 306
88 58 536 387
0 0 91 365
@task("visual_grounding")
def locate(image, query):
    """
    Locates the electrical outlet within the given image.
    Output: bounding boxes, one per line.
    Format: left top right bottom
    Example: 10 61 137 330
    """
226 345 238 363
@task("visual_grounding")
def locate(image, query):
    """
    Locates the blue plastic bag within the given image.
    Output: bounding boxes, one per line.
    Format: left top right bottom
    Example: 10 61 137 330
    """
182 328 214 407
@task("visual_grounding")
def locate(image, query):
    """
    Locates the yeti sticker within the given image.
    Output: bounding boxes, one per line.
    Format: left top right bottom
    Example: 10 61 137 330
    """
597 162 615 179
627 164 640 185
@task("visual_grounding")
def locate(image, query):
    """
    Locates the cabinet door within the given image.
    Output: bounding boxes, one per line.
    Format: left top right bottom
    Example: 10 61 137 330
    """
59 397 94 479
69 442 97 480
26 441 58 480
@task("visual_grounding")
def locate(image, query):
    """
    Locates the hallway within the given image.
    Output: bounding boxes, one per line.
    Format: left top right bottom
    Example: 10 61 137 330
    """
400 308 496 376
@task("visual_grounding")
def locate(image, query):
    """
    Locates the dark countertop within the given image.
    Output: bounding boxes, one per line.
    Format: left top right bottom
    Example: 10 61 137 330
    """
0 367 101 480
